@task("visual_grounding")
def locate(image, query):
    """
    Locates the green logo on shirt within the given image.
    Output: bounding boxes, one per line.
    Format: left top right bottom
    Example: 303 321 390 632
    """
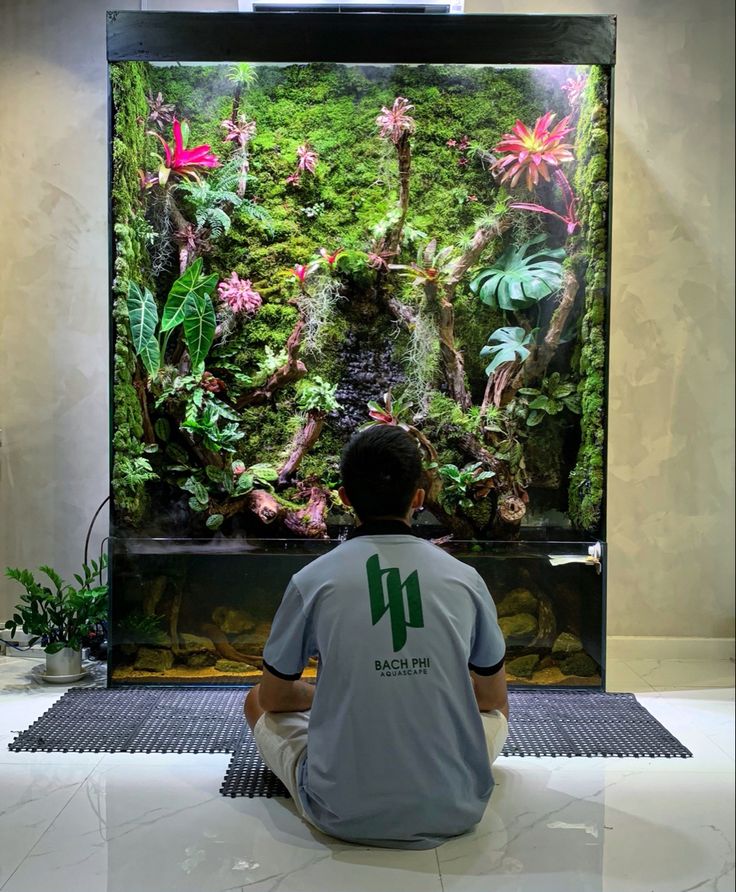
366 554 424 652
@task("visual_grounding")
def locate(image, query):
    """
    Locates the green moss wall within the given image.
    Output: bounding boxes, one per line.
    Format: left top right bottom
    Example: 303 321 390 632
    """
568 66 609 533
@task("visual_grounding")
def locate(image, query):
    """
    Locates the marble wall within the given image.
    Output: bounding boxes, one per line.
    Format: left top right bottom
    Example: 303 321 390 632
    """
0 0 733 639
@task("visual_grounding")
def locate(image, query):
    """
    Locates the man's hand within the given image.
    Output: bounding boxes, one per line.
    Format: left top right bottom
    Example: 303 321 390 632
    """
258 666 315 713
471 666 509 720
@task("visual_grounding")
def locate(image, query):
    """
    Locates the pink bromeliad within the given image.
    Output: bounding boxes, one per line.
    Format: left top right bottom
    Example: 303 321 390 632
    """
286 143 319 186
153 119 219 185
510 169 580 234
217 272 262 315
375 97 416 144
561 73 587 108
221 115 256 149
492 112 574 190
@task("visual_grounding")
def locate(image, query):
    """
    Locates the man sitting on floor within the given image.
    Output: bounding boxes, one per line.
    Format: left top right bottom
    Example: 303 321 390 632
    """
244 425 509 849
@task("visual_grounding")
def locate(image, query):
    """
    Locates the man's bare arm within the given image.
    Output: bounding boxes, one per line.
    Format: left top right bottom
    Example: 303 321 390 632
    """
258 665 315 713
471 666 509 720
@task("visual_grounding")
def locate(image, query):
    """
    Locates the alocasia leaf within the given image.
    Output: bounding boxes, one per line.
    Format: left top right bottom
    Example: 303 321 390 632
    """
161 258 218 333
182 292 216 369
126 283 158 355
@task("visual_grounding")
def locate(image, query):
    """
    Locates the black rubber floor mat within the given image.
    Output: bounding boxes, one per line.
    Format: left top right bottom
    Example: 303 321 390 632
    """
8 688 691 798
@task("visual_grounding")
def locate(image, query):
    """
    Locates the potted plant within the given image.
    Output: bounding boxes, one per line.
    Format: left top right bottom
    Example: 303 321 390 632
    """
3 555 108 681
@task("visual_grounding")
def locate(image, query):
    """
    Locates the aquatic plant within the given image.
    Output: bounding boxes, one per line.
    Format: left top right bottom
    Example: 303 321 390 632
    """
146 91 175 131
376 97 416 144
116 611 167 645
480 327 536 376
518 373 581 427
217 272 262 315
469 234 565 311
491 112 574 190
152 119 219 186
511 170 580 234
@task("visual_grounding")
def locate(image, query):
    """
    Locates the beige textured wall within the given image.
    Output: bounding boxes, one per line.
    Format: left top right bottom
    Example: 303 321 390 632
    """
1 0 733 638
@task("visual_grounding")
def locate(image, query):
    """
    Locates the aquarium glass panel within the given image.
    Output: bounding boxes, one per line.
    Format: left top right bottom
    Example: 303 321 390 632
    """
110 538 604 687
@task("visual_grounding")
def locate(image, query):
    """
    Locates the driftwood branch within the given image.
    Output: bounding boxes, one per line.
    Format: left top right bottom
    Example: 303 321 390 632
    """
522 267 580 383
278 409 326 487
236 317 308 409
283 484 329 538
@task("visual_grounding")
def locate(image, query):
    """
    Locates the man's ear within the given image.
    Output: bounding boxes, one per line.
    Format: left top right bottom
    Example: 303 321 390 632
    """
411 488 425 510
338 486 352 508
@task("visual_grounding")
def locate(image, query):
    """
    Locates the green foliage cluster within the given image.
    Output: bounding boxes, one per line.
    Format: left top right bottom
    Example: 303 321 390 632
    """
4 557 108 654
568 68 609 532
111 60 609 535
110 62 155 524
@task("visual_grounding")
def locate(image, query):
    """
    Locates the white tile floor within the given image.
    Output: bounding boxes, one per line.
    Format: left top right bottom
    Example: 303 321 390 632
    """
0 654 733 892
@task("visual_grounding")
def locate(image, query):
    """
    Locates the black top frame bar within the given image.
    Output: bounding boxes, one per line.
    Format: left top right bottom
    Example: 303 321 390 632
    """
107 11 616 66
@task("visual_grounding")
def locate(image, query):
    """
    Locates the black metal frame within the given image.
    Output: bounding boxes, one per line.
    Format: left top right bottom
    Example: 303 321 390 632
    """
107 11 615 65
105 11 616 689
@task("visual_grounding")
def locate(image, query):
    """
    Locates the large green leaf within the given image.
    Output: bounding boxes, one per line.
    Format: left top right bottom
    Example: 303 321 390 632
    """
182 292 216 369
160 259 218 333
480 326 535 376
126 283 158 355
470 234 565 312
139 336 161 377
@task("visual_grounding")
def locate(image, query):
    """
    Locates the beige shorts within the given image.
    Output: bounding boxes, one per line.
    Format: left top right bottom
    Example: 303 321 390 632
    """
253 709 509 816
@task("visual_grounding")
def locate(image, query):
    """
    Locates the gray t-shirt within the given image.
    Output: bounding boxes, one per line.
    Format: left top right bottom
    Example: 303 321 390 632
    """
262 521 506 849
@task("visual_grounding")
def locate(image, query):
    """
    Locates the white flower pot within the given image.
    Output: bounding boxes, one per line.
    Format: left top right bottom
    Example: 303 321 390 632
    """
45 647 82 678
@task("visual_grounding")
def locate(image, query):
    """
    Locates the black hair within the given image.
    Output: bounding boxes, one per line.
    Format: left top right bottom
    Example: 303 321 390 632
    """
340 425 423 520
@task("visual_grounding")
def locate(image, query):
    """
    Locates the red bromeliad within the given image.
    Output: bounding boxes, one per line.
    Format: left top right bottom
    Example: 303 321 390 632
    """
491 112 574 190
152 119 219 185
290 263 311 285
296 143 319 174
319 247 345 267
510 169 580 235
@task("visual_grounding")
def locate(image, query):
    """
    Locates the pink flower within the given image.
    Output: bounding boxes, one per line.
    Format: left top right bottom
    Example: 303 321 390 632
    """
286 172 301 186
467 194 478 202
446 138 457 148
153 119 219 184
232 461 246 477
221 115 256 149
376 97 416 144
561 73 587 108
217 272 262 314
491 112 574 191
296 143 318 174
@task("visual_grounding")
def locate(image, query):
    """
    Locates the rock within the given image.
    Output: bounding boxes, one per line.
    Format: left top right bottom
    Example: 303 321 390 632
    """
538 655 556 670
177 633 217 656
498 613 538 645
215 659 257 673
231 624 270 654
211 607 256 635
559 652 598 677
134 647 174 672
506 654 539 678
552 632 583 656
187 652 217 668
496 588 539 617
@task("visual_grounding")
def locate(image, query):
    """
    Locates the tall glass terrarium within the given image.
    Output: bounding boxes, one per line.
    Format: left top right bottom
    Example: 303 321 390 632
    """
107 12 615 687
